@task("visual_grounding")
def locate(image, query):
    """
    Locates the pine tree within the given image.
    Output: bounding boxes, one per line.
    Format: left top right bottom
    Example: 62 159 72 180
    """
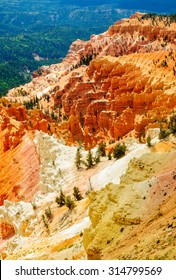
86 150 94 168
45 206 53 220
108 152 112 160
55 190 66 207
146 135 152 147
98 142 106 157
94 150 101 164
75 147 82 169
73 186 83 201
168 114 176 133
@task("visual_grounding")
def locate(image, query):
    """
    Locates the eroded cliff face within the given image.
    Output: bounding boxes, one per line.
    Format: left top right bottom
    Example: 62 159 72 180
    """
0 13 176 260
7 13 176 147
7 52 176 148
61 52 176 146
0 99 63 242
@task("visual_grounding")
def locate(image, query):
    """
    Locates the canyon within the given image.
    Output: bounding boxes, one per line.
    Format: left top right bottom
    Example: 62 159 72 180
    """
0 13 176 259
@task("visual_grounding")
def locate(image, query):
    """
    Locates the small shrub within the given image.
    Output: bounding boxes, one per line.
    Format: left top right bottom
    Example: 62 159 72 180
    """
45 207 53 220
31 202 37 210
42 214 48 229
113 143 126 159
65 196 75 210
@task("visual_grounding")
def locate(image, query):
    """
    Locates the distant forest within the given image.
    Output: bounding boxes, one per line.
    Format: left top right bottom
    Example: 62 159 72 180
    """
0 1 175 96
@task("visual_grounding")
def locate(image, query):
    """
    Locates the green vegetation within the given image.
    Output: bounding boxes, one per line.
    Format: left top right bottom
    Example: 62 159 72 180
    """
75 147 83 169
45 207 53 220
86 150 94 169
42 214 49 229
108 152 112 160
146 135 152 147
0 26 96 96
65 196 75 210
56 186 83 210
159 124 170 139
140 13 176 26
73 186 83 201
0 1 133 96
98 142 106 157
56 191 66 207
93 150 101 164
113 143 126 159
168 114 176 134
159 114 176 139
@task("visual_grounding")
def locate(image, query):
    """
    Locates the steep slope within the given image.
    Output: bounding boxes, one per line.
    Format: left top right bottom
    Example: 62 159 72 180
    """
7 14 176 146
0 99 63 244
0 132 153 260
83 138 176 260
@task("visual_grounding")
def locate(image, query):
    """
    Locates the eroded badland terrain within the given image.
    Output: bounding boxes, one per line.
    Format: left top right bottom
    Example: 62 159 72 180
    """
0 13 176 260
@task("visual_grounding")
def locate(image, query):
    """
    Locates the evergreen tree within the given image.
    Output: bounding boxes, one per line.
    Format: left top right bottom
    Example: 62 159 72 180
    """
73 186 83 201
86 150 94 168
45 206 53 220
108 152 112 160
55 190 66 207
168 114 176 133
94 150 101 164
75 147 82 169
113 143 126 159
98 142 106 157
146 135 152 147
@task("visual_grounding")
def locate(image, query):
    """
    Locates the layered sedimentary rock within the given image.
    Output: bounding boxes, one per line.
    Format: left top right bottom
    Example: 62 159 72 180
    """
1 13 176 260
0 99 62 242
6 13 176 146
57 52 176 147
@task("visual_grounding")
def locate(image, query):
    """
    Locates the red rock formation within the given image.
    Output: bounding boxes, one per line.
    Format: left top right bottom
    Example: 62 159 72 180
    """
0 13 176 260
54 52 176 145
6 14 176 146
0 223 15 240
0 99 63 208
0 134 40 205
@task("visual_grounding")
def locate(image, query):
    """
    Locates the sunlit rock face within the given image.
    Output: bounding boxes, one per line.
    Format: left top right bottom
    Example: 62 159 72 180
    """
7 13 176 147
55 52 176 147
83 143 176 260
0 13 176 260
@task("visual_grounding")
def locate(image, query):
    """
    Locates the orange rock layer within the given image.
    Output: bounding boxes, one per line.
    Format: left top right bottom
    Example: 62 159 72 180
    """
7 14 176 147
54 52 176 147
0 99 62 204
